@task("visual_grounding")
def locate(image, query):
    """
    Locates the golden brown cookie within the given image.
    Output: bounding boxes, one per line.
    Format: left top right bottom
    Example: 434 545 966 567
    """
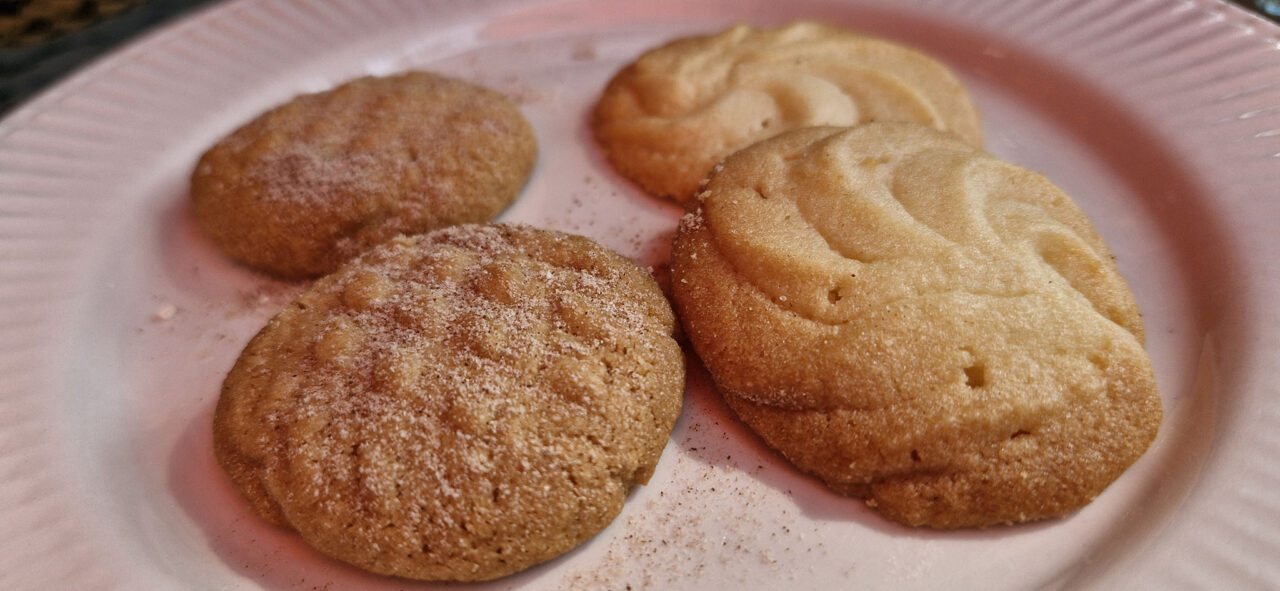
213 223 684 580
592 21 982 204
670 123 1161 528
191 72 537 279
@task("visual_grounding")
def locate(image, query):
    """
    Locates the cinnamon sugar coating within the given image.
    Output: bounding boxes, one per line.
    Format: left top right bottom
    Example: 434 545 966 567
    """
213 224 684 580
192 72 537 279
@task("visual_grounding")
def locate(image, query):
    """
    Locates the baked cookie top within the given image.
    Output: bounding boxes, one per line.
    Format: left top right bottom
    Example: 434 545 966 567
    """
670 123 1161 528
213 223 684 580
592 21 982 204
191 71 537 279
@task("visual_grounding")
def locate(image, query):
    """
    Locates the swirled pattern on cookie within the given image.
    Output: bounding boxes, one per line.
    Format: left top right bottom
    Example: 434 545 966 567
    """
593 21 982 204
670 123 1161 528
213 224 684 581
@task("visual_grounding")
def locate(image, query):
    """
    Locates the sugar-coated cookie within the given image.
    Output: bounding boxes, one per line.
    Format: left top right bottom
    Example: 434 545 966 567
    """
670 123 1161 528
213 223 684 580
192 72 537 278
593 21 982 203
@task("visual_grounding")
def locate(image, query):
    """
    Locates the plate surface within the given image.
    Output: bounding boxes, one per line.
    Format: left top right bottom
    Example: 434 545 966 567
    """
1 0 1278 589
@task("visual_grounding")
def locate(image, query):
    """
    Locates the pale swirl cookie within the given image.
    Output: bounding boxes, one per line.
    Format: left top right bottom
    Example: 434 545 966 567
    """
592 21 982 204
671 123 1161 528
213 224 684 580
192 72 537 279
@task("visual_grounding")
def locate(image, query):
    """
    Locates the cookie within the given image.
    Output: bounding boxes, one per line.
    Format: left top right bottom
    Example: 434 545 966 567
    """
670 123 1161 528
213 223 684 580
191 72 537 279
592 21 982 204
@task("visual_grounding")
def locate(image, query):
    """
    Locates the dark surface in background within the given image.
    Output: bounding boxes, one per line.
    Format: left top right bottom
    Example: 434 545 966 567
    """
1236 0 1280 18
0 0 217 115
1 0 1278 117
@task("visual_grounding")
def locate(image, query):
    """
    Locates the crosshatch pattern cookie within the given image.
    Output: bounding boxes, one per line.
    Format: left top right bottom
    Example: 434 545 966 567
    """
671 123 1161 528
213 223 685 581
191 71 537 279
592 21 982 204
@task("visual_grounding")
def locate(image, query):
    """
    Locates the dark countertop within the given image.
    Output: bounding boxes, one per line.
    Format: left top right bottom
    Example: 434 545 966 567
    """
1 0 1277 117
0 0 218 114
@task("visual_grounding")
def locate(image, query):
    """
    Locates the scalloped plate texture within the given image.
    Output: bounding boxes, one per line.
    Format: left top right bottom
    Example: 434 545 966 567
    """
1 0 1278 589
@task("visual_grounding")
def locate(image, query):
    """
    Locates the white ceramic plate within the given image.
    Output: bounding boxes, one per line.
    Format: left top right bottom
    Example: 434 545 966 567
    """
2 0 1278 589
